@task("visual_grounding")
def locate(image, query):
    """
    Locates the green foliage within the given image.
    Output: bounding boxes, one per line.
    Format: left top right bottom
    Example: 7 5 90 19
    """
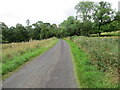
2 23 29 43
93 1 115 35
100 21 119 32
60 16 80 37
1 21 60 43
66 39 117 88
69 36 119 87
81 21 93 36
75 1 94 21
1 1 119 43
1 22 9 42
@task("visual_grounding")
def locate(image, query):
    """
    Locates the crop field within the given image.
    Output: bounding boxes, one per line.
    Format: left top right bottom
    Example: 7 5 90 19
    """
66 36 119 88
1 37 58 76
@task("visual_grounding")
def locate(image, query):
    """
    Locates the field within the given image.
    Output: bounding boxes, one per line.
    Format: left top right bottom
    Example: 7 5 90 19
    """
91 31 120 37
1 37 58 77
66 36 119 88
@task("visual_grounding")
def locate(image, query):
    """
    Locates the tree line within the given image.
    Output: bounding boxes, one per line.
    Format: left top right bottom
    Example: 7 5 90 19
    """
1 1 120 43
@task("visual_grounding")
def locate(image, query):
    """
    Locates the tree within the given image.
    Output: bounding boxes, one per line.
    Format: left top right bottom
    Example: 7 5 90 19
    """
6 24 29 42
32 21 43 40
1 22 8 43
75 1 95 36
114 12 120 30
75 1 94 21
60 16 80 37
51 24 58 37
93 1 115 36
81 21 93 36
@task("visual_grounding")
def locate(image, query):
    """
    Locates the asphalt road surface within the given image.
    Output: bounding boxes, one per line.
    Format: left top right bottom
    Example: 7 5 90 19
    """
2 39 76 88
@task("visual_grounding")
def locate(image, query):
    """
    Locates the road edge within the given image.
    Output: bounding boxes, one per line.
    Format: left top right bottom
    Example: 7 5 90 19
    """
65 39 81 88
2 39 59 81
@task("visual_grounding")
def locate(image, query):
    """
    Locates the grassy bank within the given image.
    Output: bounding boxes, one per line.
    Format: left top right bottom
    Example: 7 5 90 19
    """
1 37 58 77
66 37 118 88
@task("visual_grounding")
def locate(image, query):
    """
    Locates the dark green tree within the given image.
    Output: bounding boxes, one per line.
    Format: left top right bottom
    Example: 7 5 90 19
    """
1 22 9 43
93 1 115 36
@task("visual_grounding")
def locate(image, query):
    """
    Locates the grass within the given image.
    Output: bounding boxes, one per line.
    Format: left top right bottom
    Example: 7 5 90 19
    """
71 36 118 73
91 30 120 37
65 37 118 88
1 37 58 78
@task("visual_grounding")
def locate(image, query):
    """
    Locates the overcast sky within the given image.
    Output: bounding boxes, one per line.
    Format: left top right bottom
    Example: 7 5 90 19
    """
0 0 119 27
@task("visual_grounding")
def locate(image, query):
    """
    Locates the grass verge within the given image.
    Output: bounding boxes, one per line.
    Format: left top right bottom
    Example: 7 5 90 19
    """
2 38 58 79
65 39 117 88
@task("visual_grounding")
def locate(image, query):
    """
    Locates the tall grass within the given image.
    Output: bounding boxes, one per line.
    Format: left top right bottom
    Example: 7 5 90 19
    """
67 36 119 88
1 37 58 76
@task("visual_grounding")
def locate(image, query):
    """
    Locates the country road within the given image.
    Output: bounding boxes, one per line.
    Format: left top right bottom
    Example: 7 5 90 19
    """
2 39 76 88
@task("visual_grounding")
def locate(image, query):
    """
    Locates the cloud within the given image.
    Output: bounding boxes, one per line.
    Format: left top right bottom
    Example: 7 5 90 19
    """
0 0 119 27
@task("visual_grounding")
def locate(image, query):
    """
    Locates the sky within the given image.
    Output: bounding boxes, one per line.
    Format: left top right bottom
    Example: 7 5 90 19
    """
0 0 119 27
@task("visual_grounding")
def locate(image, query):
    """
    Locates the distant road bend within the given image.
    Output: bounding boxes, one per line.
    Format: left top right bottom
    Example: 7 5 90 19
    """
3 39 76 88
